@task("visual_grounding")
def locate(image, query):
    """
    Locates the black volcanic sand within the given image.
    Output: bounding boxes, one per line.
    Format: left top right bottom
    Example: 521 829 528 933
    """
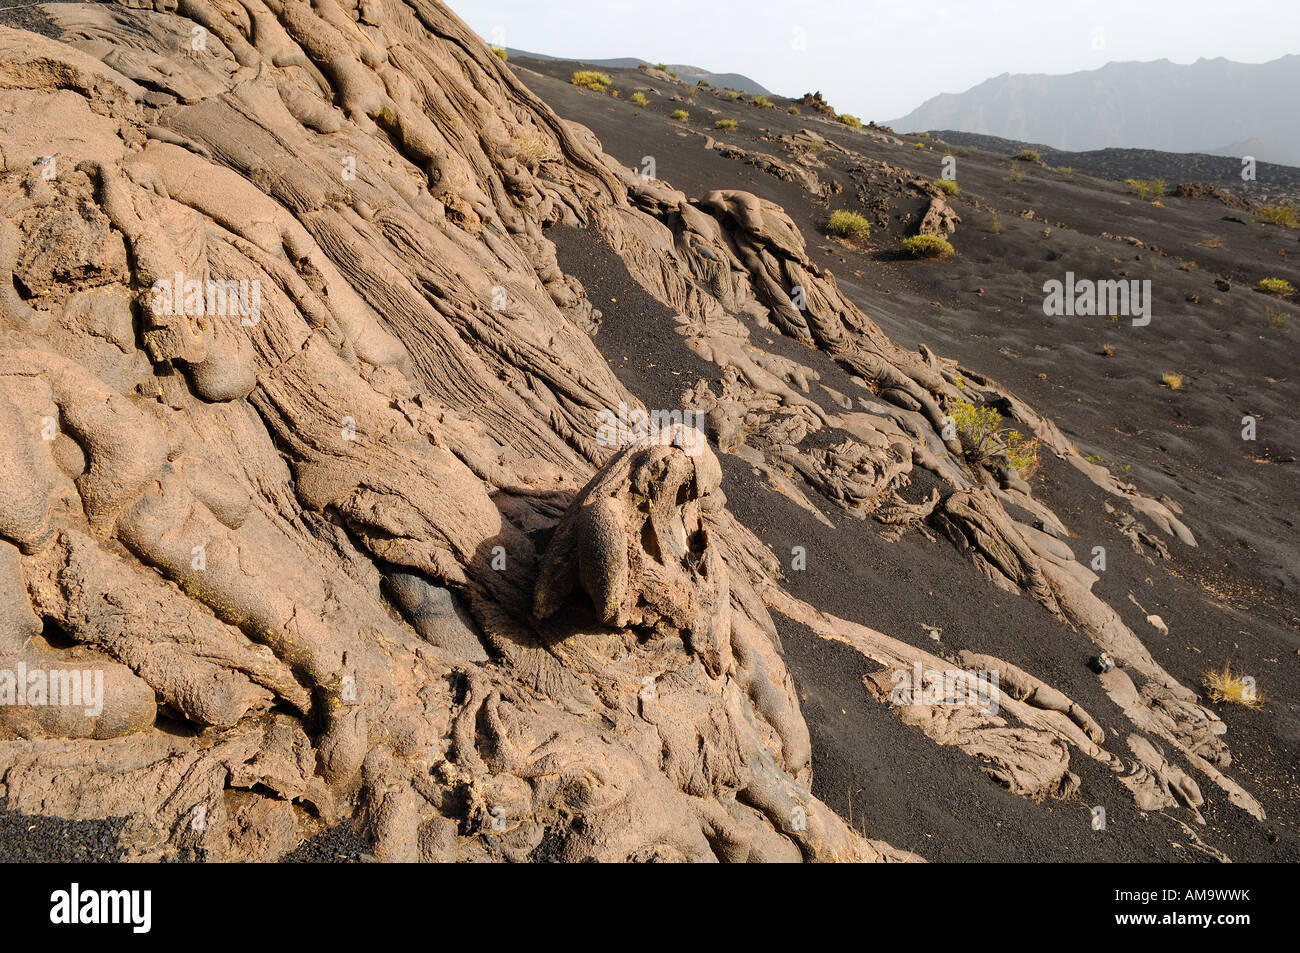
526 59 1299 861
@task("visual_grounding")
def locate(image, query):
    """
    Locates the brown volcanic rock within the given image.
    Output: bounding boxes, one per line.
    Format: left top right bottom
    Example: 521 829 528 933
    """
0 0 1265 862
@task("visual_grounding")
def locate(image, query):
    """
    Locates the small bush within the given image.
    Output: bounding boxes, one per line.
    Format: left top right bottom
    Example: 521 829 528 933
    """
1057 166 1074 177
1125 178 1166 201
723 90 743 100
827 210 871 241
491 47 508 62
1255 203 1298 228
715 118 738 130
1161 371 1183 390
753 95 774 109
571 70 612 93
670 109 689 121
901 234 954 258
610 89 620 98
934 178 960 196
990 214 1002 234
668 71 678 78
787 105 800 115
948 399 1039 475
1266 309 1288 329
697 80 711 88
512 132 555 171
1015 149 1040 162
915 142 926 150
837 113 862 127
653 63 668 71
1203 663 1262 708
629 92 649 106
1258 277 1296 297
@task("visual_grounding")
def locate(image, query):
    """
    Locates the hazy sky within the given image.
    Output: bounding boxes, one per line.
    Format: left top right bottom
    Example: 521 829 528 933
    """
454 0 1299 120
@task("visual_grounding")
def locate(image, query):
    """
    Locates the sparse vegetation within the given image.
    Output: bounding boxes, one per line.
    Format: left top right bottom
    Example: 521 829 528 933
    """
1161 371 1183 390
901 234 954 258
723 89 743 100
827 209 871 241
1258 277 1296 297
934 178 960 196
1057 166 1074 177
571 70 612 93
1203 663 1262 708
1015 149 1040 162
1010 161 1023 183
653 63 668 71
491 46 508 62
753 95 774 109
1266 309 1288 329
670 109 689 121
512 132 555 171
1101 343 1115 356
714 118 738 130
1125 178 1166 201
949 392 1041 476
837 113 862 128
1255 203 1298 228
990 214 1003 234
629 92 649 107
787 105 800 115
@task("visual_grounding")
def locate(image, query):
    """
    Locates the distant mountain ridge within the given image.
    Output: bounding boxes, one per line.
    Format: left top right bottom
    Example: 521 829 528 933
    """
889 55 1300 169
503 48 771 96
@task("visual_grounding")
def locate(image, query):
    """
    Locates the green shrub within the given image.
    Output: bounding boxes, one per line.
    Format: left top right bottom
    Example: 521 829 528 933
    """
723 89 743 100
491 46 508 62
990 214 1002 234
1124 178 1166 201
714 118 738 130
787 105 799 115
753 95 774 109
697 80 711 88
1255 203 1298 228
1010 161 1023 183
827 210 871 241
571 70 612 92
1015 148 1040 162
949 396 1040 475
629 92 649 106
901 234 954 258
934 178 960 196
1258 277 1296 297
837 113 862 127
1057 166 1074 177
670 109 689 121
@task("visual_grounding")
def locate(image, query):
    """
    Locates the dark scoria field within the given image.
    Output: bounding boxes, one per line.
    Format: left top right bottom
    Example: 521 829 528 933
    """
513 56 1300 861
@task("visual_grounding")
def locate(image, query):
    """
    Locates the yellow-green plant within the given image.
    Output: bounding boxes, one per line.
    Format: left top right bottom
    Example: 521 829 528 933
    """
900 234 953 258
753 95 774 108
1125 178 1166 201
1254 203 1297 227
1258 277 1296 297
571 70 611 92
670 109 689 121
629 92 649 106
837 113 862 127
827 210 871 241
714 118 737 130
934 178 960 196
1015 148 1040 162
491 46 508 62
